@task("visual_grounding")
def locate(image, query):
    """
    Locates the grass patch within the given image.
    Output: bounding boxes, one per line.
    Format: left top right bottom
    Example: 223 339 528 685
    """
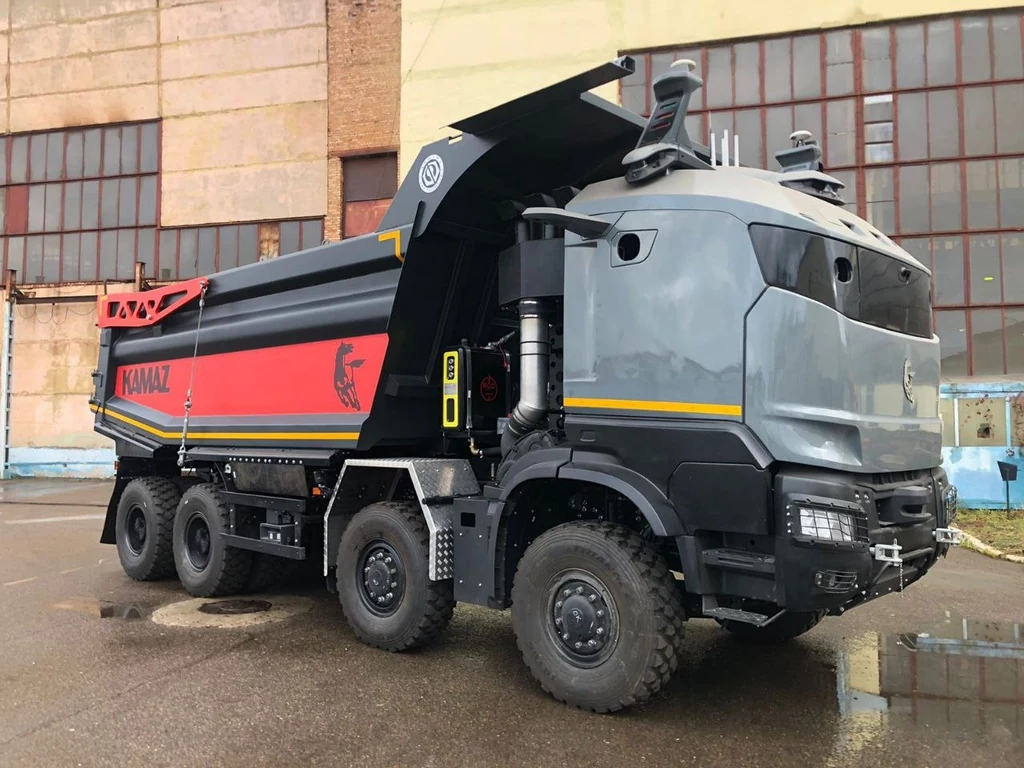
956 509 1024 556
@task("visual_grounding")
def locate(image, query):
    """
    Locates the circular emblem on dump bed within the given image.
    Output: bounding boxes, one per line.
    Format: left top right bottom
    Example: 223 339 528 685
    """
418 154 444 193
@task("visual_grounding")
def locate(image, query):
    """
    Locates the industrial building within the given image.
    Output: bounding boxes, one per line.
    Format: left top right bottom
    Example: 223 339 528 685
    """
3 0 1022 507
0 0 400 476
400 0 1024 507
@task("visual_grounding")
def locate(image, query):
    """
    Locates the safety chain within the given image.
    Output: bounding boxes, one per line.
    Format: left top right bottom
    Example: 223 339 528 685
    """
177 280 209 467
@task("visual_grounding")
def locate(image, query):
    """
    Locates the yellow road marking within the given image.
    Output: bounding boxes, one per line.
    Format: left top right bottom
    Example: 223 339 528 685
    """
90 403 360 442
563 397 742 418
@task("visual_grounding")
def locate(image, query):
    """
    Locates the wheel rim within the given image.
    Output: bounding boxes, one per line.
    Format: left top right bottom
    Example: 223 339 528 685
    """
125 505 147 556
546 570 619 668
357 540 405 617
184 513 212 571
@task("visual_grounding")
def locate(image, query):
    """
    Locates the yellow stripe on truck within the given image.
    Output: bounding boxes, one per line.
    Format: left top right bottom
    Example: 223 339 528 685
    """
90 403 360 442
563 397 742 418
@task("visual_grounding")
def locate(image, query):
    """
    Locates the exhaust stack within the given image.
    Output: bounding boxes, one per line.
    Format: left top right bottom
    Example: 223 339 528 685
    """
501 299 551 454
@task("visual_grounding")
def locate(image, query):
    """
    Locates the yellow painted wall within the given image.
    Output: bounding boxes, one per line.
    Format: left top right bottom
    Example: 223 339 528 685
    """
400 0 1021 175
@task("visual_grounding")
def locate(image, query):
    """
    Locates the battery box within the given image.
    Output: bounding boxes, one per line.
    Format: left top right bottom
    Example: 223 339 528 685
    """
442 345 510 436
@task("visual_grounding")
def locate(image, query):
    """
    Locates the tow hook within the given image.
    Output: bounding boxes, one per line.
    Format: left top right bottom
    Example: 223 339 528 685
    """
934 527 963 545
870 542 903 564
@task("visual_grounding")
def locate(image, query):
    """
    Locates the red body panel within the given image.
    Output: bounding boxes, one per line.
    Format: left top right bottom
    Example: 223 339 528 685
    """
114 334 388 418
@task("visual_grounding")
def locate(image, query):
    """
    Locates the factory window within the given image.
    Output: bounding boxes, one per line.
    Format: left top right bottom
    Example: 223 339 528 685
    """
342 153 397 238
624 9 1024 377
0 121 160 283
155 219 324 281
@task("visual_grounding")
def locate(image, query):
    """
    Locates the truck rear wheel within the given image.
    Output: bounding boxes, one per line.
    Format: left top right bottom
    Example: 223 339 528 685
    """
336 502 455 652
511 521 685 713
717 610 826 645
172 484 253 597
115 477 181 581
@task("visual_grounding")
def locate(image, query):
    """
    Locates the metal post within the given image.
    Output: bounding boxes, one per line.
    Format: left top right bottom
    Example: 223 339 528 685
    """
0 279 15 479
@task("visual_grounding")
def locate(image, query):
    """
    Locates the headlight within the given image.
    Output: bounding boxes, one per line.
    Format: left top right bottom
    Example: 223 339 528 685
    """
799 507 857 543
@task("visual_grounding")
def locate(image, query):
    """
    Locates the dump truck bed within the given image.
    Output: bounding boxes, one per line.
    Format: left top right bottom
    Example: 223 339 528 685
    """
91 59 645 461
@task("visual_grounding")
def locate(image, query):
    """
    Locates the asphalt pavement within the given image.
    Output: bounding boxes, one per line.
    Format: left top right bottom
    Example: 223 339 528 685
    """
0 479 1021 767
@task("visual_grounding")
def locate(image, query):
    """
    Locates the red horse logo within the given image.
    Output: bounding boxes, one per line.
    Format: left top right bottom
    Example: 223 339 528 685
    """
334 341 365 411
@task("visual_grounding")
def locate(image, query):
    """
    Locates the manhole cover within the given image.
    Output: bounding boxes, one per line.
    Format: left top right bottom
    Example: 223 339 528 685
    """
198 599 272 615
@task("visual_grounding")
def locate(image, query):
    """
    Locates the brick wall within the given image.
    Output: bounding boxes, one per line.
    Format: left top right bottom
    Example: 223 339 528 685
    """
326 0 401 241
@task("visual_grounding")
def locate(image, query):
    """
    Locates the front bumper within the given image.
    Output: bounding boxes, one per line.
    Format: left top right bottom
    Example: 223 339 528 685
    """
773 466 958 613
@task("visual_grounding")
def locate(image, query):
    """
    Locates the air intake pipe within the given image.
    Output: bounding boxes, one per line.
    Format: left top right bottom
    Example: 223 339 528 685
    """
501 298 550 455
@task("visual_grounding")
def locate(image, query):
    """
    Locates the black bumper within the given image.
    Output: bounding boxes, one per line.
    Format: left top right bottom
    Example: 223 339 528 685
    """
773 465 955 613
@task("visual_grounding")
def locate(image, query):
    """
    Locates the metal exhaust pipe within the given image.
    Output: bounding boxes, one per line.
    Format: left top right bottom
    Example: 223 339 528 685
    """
501 298 550 455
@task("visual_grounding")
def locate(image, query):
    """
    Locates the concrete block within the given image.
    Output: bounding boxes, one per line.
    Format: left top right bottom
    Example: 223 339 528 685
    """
161 63 326 116
160 159 328 226
11 0 155 30
162 102 327 172
160 0 324 44
11 11 157 63
11 47 158 97
8 446 116 478
10 84 159 132
161 26 324 81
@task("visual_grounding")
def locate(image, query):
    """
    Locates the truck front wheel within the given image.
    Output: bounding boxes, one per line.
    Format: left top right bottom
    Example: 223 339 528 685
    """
511 521 685 712
336 502 455 652
114 477 181 581
172 484 253 597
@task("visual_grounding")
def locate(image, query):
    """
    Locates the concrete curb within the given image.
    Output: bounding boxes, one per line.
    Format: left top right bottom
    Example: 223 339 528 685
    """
958 531 1024 564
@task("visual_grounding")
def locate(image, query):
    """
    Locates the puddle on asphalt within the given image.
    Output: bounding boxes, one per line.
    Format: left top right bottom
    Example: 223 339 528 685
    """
832 616 1023 761
53 596 155 620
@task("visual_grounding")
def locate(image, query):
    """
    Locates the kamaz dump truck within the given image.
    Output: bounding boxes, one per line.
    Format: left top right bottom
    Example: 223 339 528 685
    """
91 57 960 712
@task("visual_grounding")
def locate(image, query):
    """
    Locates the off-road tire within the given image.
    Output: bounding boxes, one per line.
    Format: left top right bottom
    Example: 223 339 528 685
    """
114 477 181 581
336 501 455 652
173 483 253 597
246 554 301 593
511 521 685 713
718 610 826 645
